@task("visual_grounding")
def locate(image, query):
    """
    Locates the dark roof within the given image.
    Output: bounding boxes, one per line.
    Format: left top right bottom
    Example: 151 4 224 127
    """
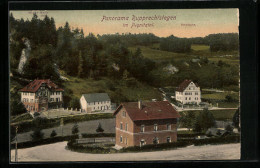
114 101 180 121
19 79 64 93
176 79 199 92
82 93 110 102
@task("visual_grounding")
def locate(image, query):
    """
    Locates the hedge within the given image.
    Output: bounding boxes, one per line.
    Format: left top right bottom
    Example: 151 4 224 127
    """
66 134 240 154
81 133 115 138
11 135 78 149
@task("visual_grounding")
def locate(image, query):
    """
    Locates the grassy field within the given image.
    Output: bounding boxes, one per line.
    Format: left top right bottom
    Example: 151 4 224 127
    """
191 44 210 51
181 109 237 121
128 44 239 65
202 91 239 101
63 76 162 102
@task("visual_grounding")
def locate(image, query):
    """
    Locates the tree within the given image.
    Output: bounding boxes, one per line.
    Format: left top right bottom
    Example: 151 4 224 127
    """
96 122 104 133
50 130 57 137
181 111 196 131
72 123 79 135
194 108 216 131
232 108 240 130
225 95 233 102
10 100 27 116
69 97 80 109
206 131 213 137
31 128 44 141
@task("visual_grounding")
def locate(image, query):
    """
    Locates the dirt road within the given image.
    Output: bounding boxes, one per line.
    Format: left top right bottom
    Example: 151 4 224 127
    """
11 142 240 161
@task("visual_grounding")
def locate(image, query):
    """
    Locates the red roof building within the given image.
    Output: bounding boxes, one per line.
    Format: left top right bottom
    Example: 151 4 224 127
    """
19 79 64 112
175 79 201 105
113 100 180 148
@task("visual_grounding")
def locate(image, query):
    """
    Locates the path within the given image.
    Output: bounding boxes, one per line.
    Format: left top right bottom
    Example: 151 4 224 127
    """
10 142 240 161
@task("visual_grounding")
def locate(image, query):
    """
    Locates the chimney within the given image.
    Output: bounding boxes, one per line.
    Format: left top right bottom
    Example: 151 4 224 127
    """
138 100 142 109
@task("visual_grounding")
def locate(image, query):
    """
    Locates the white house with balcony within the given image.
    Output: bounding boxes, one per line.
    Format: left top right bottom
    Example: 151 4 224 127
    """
80 93 111 113
175 79 201 105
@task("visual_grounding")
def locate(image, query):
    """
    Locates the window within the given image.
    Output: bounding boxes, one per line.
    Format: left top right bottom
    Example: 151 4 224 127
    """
122 111 126 117
189 97 191 100
154 124 158 131
120 122 123 130
167 124 171 130
125 137 128 145
120 136 123 143
56 98 59 102
125 123 128 131
51 98 54 102
167 137 171 143
30 99 33 102
195 92 198 95
141 125 145 132
185 97 187 100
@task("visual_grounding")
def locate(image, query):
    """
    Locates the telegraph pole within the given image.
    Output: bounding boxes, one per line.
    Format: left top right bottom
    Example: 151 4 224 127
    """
15 126 18 162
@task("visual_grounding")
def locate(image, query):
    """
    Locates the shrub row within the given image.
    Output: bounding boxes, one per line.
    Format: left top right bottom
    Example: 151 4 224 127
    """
67 139 117 154
11 135 78 149
63 113 114 125
177 133 204 138
66 134 240 154
81 133 115 138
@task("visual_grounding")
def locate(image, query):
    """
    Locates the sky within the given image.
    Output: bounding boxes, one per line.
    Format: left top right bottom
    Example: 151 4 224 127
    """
10 9 239 38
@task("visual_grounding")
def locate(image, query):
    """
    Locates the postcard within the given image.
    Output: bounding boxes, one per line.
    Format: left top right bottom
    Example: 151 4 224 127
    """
9 8 240 162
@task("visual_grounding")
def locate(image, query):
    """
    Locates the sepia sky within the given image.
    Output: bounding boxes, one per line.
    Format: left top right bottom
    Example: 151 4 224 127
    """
10 9 239 38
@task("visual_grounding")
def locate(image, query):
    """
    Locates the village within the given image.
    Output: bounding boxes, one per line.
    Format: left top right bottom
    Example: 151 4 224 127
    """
11 77 240 159
9 9 240 161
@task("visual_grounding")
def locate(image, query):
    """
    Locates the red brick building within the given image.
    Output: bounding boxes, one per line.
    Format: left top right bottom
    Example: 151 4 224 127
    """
19 79 64 112
113 100 180 148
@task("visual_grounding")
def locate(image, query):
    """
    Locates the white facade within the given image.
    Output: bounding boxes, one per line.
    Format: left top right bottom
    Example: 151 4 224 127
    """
80 95 111 113
21 92 36 103
20 91 63 103
175 82 201 105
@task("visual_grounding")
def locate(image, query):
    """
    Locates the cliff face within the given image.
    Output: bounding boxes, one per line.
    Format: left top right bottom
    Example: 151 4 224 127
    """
18 38 31 74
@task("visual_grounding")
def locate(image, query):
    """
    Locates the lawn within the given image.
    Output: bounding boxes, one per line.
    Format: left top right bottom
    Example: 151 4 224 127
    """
202 91 239 101
11 113 33 123
128 46 192 62
181 109 237 121
191 44 210 51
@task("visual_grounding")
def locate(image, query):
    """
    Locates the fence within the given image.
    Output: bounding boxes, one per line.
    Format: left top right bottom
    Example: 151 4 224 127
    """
76 137 115 144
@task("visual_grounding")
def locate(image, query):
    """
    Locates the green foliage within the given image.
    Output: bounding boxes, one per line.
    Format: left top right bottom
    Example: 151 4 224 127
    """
225 124 234 133
50 130 57 137
181 111 196 130
10 100 27 116
193 108 216 132
232 108 240 129
160 35 192 53
69 97 80 109
205 33 239 52
72 123 79 135
96 122 104 133
225 95 234 102
31 128 44 141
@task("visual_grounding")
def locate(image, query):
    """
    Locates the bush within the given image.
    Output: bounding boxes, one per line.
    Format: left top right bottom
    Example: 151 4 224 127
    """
81 133 115 138
72 123 79 135
31 129 44 141
96 123 104 133
34 112 40 118
50 130 57 137
11 135 78 149
225 124 234 133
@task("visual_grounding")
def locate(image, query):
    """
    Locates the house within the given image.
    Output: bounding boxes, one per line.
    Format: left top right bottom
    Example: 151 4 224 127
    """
80 93 111 113
175 79 201 105
19 79 64 112
113 100 180 148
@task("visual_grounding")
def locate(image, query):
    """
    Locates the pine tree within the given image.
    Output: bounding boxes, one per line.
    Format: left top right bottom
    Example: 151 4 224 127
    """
72 123 79 135
96 122 104 133
78 51 84 78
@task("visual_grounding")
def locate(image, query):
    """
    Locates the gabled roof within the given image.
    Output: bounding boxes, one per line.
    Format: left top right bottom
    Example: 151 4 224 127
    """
19 79 64 93
176 79 199 92
82 93 110 103
114 101 180 121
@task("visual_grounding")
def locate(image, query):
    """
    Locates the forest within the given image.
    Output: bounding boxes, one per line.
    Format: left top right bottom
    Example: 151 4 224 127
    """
9 13 239 112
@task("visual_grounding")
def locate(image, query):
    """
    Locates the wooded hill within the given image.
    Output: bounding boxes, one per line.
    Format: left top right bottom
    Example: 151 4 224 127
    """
9 13 239 111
